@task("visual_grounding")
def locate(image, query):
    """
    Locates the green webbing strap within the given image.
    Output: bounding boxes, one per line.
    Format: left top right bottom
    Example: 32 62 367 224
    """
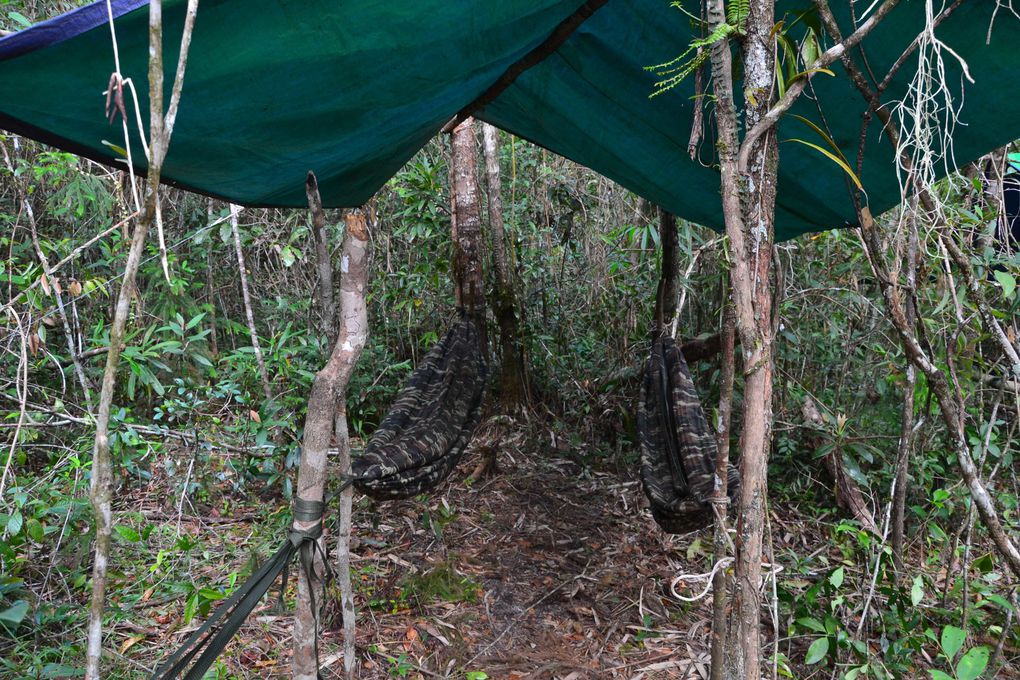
151 492 347 680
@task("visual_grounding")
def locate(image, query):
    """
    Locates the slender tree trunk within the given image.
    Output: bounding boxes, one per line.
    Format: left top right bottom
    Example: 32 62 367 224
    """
481 122 528 407
859 209 1020 578
449 118 487 351
891 217 918 575
85 2 199 676
229 204 273 403
808 0 1020 578
205 203 219 358
707 1 778 677
292 211 370 680
334 400 357 680
307 171 336 341
654 210 679 332
711 300 736 680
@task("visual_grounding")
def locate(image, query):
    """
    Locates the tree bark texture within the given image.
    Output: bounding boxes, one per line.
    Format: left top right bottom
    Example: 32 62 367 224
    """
481 122 528 407
307 171 336 341
654 210 679 334
891 218 918 575
707 1 778 677
710 300 736 680
292 211 370 680
450 118 487 352
85 1 199 676
334 401 357 680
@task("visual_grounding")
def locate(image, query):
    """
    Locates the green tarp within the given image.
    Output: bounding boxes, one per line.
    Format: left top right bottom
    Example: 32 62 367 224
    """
1 0 1018 240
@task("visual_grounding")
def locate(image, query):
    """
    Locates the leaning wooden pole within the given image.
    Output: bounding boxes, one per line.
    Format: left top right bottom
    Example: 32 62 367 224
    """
85 1 199 677
292 210 370 680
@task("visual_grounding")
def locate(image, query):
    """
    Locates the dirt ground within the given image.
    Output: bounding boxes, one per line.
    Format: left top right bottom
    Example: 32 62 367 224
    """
133 419 1019 680
135 420 729 679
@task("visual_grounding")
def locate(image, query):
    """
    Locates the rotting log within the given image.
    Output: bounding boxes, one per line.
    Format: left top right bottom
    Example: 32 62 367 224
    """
292 211 370 680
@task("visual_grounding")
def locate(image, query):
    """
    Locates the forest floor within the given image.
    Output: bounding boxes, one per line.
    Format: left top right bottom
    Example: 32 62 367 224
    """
119 418 1016 680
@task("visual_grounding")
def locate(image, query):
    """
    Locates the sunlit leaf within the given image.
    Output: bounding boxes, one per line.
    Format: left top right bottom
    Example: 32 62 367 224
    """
805 637 829 665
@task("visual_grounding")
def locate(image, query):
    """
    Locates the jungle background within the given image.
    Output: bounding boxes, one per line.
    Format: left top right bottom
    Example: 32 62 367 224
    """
1 2 1019 679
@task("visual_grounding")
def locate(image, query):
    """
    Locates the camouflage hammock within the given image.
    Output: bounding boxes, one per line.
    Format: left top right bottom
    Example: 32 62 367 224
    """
351 317 488 499
638 334 739 533
150 318 486 679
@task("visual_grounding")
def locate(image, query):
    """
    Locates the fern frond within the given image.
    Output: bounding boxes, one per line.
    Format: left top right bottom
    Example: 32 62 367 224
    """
726 0 749 33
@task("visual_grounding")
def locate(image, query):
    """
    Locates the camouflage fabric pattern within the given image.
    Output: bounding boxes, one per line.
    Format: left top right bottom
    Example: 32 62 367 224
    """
353 318 487 500
638 335 740 533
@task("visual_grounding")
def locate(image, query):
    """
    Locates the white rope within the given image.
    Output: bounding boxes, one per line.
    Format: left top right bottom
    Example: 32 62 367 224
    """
670 557 732 602
670 559 785 603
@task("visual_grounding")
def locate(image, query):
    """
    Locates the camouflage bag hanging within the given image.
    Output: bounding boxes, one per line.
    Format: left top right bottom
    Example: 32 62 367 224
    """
351 317 488 500
637 334 740 533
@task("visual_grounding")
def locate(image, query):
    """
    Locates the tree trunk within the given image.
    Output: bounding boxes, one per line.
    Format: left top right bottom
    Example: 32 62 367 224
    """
307 171 336 341
891 218 918 575
481 122 528 408
85 1 199 676
229 204 273 403
710 300 736 680
707 1 778 677
292 211 370 680
449 118 487 351
654 209 679 333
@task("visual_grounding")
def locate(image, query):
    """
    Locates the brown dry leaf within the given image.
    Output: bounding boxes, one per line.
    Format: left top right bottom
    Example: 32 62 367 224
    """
39 273 51 296
402 625 419 651
141 587 154 602
119 634 145 654
28 332 41 356
52 277 62 295
249 410 261 423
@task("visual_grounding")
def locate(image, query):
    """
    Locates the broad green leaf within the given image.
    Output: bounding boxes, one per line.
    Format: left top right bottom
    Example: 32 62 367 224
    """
972 553 994 574
805 637 829 665
6 510 23 537
956 646 989 680
911 575 924 605
0 600 29 629
8 11 33 28
26 517 44 542
796 617 827 633
940 625 966 660
183 593 199 624
928 671 954 680
993 270 1015 299
981 593 1013 611
114 525 141 542
829 566 844 588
